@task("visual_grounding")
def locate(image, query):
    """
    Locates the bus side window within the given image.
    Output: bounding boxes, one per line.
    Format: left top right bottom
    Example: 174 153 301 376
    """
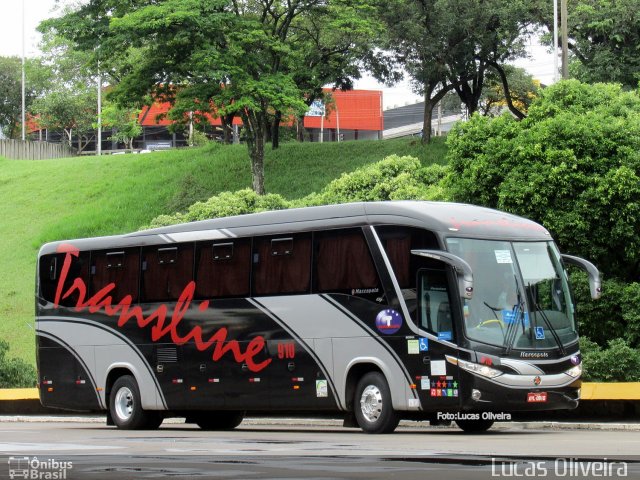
195 238 251 298
313 228 381 296
141 244 194 303
38 251 90 307
375 226 440 290
91 248 140 303
418 268 454 339
252 234 311 296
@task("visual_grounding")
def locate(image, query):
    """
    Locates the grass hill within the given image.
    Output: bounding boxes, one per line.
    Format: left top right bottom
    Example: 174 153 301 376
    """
0 137 447 363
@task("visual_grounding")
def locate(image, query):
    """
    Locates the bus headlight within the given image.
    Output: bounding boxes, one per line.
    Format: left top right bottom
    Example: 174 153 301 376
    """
565 364 582 378
457 359 503 379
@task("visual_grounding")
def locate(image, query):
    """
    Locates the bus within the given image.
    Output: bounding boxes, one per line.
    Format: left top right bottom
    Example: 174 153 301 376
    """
35 201 601 433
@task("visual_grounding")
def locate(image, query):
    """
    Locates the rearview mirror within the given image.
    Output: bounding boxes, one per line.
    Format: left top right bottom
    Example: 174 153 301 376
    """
561 254 602 300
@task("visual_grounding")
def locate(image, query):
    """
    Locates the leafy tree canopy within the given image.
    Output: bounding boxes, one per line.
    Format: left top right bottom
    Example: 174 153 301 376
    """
41 0 380 194
376 0 544 143
570 0 640 88
445 80 640 282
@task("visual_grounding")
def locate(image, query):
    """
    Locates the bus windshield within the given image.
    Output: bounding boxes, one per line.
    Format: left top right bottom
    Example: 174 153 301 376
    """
445 238 577 350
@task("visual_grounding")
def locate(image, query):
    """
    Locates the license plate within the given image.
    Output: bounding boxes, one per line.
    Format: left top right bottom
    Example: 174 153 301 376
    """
527 392 548 403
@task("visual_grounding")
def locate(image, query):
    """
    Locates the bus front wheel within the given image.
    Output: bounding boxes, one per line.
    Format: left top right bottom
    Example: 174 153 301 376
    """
354 372 400 434
455 418 494 433
109 375 163 430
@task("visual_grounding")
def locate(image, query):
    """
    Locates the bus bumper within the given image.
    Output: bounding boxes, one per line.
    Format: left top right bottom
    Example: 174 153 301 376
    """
460 375 581 412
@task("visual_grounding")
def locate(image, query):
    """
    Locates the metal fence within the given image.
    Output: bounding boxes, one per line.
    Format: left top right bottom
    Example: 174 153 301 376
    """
0 140 76 160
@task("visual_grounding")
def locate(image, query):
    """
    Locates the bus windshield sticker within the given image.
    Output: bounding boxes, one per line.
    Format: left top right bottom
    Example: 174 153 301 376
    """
535 327 546 340
375 309 403 334
419 338 429 352
407 339 419 354
494 250 513 264
437 331 453 341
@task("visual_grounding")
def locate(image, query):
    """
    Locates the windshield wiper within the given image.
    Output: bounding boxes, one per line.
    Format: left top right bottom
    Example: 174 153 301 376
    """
504 298 525 356
483 302 506 337
529 285 566 356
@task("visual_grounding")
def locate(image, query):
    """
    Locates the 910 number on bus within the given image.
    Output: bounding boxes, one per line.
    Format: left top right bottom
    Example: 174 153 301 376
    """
277 342 295 359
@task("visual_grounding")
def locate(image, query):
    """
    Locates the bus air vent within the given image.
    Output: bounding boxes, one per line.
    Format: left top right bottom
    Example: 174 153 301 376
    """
157 347 178 363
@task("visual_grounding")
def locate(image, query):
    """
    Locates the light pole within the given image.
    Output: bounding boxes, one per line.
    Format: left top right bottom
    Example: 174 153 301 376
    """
553 0 559 82
21 0 26 141
561 0 569 79
97 65 102 155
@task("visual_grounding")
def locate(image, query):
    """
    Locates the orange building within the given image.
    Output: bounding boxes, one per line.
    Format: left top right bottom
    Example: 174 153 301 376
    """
138 89 383 149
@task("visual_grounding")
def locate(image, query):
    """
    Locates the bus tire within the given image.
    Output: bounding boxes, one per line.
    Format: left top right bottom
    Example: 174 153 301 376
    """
354 372 400 434
109 375 161 430
193 411 244 431
455 418 494 433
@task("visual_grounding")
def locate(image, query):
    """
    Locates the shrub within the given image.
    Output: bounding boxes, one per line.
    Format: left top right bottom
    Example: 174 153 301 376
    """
571 271 640 349
146 188 290 228
0 340 37 388
301 155 449 206
580 337 640 382
445 80 640 282
147 155 450 227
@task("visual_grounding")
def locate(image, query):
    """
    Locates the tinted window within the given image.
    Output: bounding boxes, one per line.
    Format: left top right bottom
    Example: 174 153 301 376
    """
253 234 312 296
141 244 194 302
39 251 90 307
195 239 251 298
418 268 455 339
91 248 140 303
376 226 440 289
314 229 380 293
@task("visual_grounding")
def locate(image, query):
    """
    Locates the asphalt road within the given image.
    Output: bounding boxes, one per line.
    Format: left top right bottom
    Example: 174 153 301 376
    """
1 418 639 479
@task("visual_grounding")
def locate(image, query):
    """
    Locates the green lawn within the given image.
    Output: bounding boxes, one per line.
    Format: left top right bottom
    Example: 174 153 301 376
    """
0 137 447 364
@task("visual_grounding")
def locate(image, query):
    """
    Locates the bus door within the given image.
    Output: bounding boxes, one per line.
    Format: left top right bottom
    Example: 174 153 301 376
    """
416 268 461 409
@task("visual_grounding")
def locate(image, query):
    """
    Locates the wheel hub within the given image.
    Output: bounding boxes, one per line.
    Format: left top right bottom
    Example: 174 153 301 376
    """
114 386 134 421
360 385 383 423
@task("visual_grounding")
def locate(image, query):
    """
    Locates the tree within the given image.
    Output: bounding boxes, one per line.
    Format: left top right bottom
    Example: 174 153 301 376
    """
42 0 378 194
570 0 640 88
31 87 97 152
478 66 540 117
280 0 383 146
446 80 640 282
0 57 49 139
536 0 640 88
378 0 543 142
100 101 143 151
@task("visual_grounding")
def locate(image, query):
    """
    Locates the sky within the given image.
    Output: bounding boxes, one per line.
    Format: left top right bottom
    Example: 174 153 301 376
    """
0 0 557 110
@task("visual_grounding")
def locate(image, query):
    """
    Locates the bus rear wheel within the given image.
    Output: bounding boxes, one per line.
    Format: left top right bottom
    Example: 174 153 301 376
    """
455 418 494 433
354 372 400 434
109 375 163 430
191 411 244 431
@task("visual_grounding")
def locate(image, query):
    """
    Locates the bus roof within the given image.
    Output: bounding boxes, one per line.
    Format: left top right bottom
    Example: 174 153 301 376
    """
39 201 552 255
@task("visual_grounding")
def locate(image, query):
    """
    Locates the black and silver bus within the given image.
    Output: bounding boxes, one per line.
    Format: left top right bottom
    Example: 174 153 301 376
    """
36 201 601 433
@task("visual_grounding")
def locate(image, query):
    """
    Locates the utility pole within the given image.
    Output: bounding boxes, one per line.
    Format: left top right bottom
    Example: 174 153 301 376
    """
21 0 26 141
561 0 569 79
97 66 102 155
553 0 559 82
